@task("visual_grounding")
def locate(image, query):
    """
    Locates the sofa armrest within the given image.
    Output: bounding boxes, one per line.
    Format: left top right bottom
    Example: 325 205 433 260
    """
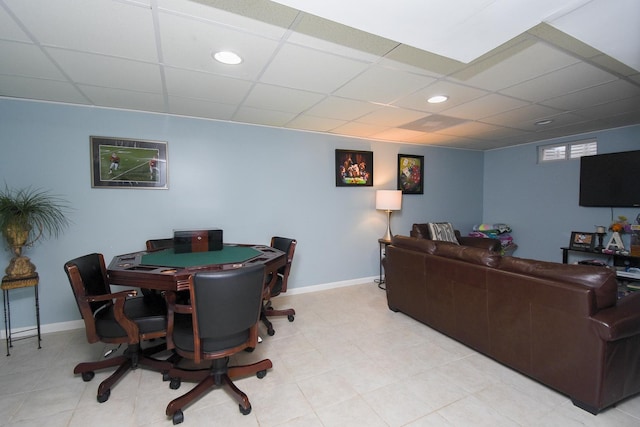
591 292 640 341
458 236 502 252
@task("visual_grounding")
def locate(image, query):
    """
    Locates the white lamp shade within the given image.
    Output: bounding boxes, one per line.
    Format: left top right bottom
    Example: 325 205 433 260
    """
376 190 402 211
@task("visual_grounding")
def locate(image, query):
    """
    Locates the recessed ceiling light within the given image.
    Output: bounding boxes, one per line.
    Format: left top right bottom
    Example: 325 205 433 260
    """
213 51 242 65
427 95 448 104
535 119 554 126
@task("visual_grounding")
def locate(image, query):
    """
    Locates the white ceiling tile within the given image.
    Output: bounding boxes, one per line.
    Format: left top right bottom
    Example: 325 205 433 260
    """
334 66 436 104
0 41 65 80
80 85 166 112
305 96 380 121
259 43 370 93
0 5 30 42
330 121 389 138
573 96 640 120
0 75 88 104
286 115 347 132
233 106 297 127
441 94 529 120
356 107 427 127
541 79 640 111
168 96 237 120
164 68 253 103
452 41 581 91
242 84 324 113
158 11 280 80
4 0 158 61
393 81 488 112
481 104 564 128
435 121 504 138
46 49 163 92
500 62 618 102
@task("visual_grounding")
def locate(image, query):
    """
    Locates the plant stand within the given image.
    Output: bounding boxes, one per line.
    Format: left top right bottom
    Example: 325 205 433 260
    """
2 273 41 356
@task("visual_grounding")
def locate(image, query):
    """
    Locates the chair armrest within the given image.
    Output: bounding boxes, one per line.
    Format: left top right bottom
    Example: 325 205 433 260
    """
86 289 137 303
591 292 640 341
458 236 502 252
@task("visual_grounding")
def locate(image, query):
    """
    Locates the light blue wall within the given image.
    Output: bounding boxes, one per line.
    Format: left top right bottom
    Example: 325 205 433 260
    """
483 125 640 262
0 98 484 328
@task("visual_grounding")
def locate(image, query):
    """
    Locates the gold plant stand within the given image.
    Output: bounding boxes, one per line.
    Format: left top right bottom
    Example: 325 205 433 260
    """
1 273 41 356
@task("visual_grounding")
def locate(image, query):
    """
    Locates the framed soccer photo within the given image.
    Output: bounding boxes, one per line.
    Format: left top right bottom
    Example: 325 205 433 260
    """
569 231 595 250
90 136 168 189
397 154 424 194
335 149 373 187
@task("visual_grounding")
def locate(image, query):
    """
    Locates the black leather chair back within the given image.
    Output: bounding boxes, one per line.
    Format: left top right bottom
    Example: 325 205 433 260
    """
192 264 265 340
271 237 295 275
65 253 110 313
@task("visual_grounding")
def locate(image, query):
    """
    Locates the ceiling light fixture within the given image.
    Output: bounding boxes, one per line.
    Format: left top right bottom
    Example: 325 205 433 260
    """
427 95 448 104
213 51 242 65
535 119 554 126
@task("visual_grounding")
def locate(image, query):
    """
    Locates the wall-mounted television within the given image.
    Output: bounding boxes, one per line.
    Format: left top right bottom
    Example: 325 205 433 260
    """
579 150 640 207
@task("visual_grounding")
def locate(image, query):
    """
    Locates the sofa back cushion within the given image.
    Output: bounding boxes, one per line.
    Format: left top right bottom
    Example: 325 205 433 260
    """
391 235 437 255
433 241 502 268
499 257 617 310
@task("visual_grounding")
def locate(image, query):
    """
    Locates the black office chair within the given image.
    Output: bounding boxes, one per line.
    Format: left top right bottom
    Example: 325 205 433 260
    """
64 253 173 403
261 236 297 336
165 264 272 425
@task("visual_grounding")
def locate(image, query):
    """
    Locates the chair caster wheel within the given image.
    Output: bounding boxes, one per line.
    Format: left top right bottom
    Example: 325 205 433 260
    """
287 315 295 322
257 369 267 379
172 409 184 425
97 389 110 403
239 403 252 415
267 328 275 336
170 378 181 390
162 371 170 381
82 371 95 382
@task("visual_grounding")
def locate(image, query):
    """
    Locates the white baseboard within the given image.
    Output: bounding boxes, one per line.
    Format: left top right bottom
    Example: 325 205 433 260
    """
0 277 376 338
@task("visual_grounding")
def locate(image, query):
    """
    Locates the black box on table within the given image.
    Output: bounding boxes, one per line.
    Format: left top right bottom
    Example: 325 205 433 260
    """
173 229 223 253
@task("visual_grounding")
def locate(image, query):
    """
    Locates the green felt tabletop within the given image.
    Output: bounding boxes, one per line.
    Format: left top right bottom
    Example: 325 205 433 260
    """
141 246 261 268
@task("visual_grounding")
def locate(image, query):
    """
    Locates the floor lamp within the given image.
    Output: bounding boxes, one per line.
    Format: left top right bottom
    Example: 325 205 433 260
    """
376 190 402 242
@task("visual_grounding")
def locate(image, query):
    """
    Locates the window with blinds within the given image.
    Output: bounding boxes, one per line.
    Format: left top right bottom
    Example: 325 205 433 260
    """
538 139 597 163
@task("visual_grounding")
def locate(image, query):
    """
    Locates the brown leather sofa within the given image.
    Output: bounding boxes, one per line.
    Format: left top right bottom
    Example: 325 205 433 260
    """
383 235 640 414
410 223 502 252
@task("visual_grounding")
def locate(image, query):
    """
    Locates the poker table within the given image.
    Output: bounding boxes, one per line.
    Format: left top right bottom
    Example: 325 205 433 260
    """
107 244 285 292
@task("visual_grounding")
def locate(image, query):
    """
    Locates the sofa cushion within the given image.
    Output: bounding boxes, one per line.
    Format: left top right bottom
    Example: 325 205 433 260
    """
499 256 617 310
427 222 459 244
391 235 437 255
433 241 501 267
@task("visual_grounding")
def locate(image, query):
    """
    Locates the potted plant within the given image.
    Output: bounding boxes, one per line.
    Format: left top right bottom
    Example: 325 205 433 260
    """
0 185 71 279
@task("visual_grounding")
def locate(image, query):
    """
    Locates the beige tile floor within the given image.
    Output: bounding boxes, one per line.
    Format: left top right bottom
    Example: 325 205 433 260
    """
2 282 640 426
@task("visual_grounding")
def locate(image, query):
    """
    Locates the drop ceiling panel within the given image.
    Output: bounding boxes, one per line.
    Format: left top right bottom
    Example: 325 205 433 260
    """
541 80 640 111
304 96 380 121
334 66 436 104
356 107 428 127
286 115 347 132
233 106 297 127
80 85 166 113
441 94 528 120
46 49 163 93
158 12 280 79
393 81 489 112
259 43 370 93
242 83 325 113
4 0 159 61
168 96 237 120
0 75 88 104
164 68 253 103
499 62 618 102
0 41 65 80
330 121 389 138
573 96 640 120
481 104 563 128
0 6 30 42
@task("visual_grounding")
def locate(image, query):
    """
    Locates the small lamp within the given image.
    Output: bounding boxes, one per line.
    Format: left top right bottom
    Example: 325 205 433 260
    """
376 190 402 242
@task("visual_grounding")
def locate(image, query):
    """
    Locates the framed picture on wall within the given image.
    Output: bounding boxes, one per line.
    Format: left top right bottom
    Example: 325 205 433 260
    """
335 149 373 187
90 136 168 189
397 154 424 194
569 231 595 250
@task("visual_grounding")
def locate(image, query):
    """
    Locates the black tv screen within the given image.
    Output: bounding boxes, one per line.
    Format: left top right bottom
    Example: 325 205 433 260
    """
579 150 640 207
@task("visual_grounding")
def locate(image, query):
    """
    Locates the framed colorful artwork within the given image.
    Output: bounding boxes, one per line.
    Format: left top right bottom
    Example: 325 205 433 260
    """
397 154 424 194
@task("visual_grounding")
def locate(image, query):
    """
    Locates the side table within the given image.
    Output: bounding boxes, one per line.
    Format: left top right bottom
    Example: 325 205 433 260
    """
2 274 41 356
376 239 391 290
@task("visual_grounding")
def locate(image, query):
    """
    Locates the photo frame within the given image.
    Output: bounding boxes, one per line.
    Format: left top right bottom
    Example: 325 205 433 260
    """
397 154 424 194
569 231 595 250
90 136 168 189
335 149 373 187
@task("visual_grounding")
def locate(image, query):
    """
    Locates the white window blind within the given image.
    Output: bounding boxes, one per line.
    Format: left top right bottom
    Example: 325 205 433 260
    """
538 139 597 163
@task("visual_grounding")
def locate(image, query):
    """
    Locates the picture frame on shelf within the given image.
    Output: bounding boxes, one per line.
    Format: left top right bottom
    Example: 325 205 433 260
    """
397 154 424 194
335 149 373 187
569 231 595 250
90 136 168 189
